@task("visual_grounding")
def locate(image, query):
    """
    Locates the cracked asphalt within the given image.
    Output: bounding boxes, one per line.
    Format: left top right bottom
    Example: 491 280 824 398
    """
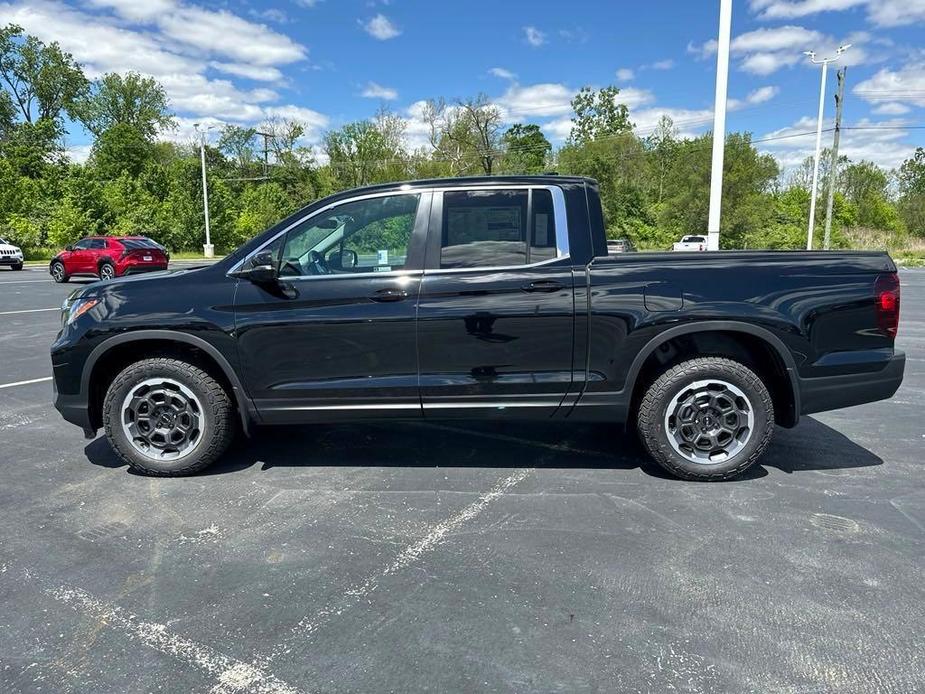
0 266 923 693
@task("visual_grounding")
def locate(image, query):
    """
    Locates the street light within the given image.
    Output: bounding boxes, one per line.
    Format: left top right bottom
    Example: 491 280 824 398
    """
804 44 850 251
193 123 217 258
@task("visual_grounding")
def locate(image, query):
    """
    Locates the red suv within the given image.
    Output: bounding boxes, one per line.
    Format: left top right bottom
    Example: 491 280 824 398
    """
50 236 169 283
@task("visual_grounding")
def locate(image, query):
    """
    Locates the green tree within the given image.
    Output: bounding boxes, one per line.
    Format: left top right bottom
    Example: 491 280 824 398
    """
76 71 174 139
568 86 632 145
91 123 155 179
660 132 779 248
898 148 925 236
424 94 503 175
500 124 551 174
0 23 87 124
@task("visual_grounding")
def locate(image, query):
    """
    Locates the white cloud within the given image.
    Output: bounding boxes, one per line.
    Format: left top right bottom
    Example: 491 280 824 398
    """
872 102 911 115
84 0 175 21
157 7 306 66
759 116 916 170
524 26 546 47
749 0 866 20
85 0 306 66
689 25 868 75
0 0 328 138
649 59 675 70
65 143 93 164
210 62 284 82
855 63 925 108
750 0 925 27
497 82 575 119
489 67 517 80
360 81 398 100
616 68 634 81
361 13 401 40
727 85 780 109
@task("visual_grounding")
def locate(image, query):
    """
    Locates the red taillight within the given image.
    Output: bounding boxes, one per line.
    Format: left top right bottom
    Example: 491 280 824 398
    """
875 273 900 339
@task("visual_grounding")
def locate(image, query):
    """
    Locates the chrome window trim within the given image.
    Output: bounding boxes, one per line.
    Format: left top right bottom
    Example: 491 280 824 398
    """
429 184 570 274
228 184 571 277
227 188 430 275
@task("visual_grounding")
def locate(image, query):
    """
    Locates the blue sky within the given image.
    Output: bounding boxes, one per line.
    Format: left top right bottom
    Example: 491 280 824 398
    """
1 0 923 171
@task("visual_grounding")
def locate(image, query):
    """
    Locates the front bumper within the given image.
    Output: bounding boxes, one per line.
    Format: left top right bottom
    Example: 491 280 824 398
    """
800 350 905 415
0 256 23 265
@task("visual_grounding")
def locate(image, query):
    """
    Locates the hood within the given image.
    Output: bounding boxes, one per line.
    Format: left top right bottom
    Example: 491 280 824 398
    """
0 242 22 252
71 265 211 300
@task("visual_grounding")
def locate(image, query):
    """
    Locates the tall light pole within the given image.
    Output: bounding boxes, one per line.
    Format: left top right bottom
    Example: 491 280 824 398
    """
804 44 850 251
193 123 216 258
706 0 732 252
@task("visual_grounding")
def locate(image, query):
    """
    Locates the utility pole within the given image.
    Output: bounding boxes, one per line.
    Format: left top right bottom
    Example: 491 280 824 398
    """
804 44 850 250
706 0 732 252
194 123 215 258
823 67 846 251
255 130 272 181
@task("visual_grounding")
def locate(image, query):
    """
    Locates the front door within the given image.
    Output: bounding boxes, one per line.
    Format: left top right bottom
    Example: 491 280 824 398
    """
416 187 576 417
234 191 430 422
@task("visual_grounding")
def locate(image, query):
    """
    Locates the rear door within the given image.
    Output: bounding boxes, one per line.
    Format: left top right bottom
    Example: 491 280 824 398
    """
416 186 576 417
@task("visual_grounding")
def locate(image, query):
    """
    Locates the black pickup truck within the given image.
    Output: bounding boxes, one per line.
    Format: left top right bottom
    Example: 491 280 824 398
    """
51 175 904 480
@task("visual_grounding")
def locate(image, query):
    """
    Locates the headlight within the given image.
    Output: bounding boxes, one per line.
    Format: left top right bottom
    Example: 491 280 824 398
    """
61 296 100 326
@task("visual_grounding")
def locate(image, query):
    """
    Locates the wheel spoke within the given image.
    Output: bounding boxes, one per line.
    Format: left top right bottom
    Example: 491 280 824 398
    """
120 378 204 462
663 379 755 465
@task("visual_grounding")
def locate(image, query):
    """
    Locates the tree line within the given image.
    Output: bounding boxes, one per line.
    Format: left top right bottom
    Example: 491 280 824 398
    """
2 23 924 258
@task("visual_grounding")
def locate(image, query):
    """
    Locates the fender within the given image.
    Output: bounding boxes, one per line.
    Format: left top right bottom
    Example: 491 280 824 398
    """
624 320 801 424
82 329 256 435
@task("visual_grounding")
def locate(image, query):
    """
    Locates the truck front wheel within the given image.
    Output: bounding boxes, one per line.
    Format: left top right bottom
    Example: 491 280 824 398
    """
102 357 235 476
637 357 775 481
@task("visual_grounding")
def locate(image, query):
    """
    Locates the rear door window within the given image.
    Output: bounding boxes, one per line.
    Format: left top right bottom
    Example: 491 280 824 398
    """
439 189 558 269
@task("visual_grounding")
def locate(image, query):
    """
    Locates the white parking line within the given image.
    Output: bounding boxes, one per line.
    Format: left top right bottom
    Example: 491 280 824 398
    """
209 468 533 692
0 279 55 284
0 308 59 316
49 583 302 694
0 377 52 390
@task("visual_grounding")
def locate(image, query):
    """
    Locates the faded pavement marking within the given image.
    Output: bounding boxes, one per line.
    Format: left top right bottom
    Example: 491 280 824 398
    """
209 467 534 693
48 583 302 694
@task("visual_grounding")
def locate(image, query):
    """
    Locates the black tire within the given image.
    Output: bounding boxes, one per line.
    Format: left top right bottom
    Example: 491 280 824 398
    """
637 357 774 481
12 263 23 271
99 261 115 281
51 260 68 283
102 357 235 476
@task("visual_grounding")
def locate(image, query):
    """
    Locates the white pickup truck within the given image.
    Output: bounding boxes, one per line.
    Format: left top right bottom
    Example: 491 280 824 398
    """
672 235 707 252
0 237 24 271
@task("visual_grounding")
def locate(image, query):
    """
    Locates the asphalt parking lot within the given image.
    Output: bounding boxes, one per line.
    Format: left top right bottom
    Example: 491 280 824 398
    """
0 266 923 694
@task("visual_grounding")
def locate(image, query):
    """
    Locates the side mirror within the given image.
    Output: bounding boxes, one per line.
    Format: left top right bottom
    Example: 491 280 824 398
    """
230 250 278 283
65 244 74 251
327 249 358 271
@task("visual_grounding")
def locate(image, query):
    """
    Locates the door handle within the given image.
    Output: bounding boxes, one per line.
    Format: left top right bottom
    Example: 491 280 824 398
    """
370 287 409 302
521 280 565 293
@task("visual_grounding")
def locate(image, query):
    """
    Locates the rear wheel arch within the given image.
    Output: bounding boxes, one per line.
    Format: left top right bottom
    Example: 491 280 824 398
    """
83 331 254 435
626 322 800 428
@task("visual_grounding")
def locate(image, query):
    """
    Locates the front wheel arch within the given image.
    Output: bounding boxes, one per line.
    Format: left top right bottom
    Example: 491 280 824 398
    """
84 332 254 436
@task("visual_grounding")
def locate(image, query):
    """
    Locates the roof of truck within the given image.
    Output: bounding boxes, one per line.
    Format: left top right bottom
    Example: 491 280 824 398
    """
343 174 597 196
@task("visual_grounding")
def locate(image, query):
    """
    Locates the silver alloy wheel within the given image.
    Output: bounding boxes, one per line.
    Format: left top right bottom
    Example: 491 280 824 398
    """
100 264 115 280
120 378 204 461
664 379 754 465
52 262 64 281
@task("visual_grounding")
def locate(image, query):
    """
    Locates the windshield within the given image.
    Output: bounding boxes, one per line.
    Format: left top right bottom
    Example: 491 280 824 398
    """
0 237 8 245
683 236 705 243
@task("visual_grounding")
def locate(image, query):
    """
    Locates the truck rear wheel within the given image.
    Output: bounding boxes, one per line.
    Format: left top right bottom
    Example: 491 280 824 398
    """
102 357 234 476
637 357 774 481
